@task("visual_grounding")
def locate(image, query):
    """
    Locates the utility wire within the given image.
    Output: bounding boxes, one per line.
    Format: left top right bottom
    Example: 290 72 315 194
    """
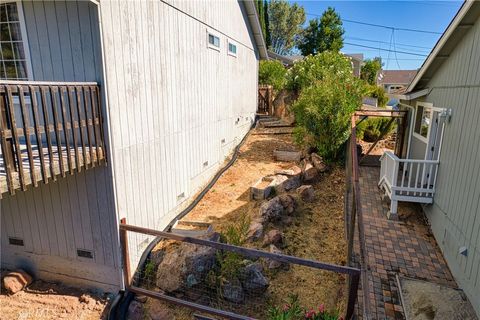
305 12 442 34
343 42 429 57
392 30 402 69
346 36 432 50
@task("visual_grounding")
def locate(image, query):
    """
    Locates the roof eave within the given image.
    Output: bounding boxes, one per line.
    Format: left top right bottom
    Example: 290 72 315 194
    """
242 0 268 60
407 0 476 92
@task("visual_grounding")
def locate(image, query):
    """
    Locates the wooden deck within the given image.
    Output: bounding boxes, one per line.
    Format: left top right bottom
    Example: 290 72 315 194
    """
0 81 106 197
0 144 104 196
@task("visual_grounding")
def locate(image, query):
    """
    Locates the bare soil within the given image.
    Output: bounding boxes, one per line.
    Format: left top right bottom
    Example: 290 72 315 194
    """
0 278 110 320
144 130 347 319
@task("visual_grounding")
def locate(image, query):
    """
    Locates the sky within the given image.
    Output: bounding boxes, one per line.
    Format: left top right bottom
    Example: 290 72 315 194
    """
291 0 463 70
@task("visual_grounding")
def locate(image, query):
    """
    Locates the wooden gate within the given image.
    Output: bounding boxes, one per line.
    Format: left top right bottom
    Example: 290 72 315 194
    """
257 85 273 114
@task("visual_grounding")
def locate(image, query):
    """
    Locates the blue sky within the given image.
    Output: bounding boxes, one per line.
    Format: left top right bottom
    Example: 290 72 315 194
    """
291 1 463 70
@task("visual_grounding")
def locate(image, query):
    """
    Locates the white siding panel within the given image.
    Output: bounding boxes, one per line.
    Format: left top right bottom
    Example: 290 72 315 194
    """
99 0 258 271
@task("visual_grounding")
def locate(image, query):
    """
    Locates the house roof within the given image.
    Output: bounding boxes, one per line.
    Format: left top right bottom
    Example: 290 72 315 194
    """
242 1 268 60
267 51 303 66
407 0 480 92
378 70 418 85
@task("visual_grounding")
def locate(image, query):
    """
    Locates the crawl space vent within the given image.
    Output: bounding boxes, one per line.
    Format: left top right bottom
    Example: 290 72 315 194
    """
9 237 24 246
77 249 94 259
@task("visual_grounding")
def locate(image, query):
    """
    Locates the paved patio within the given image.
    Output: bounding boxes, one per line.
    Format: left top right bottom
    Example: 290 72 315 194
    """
357 165 457 319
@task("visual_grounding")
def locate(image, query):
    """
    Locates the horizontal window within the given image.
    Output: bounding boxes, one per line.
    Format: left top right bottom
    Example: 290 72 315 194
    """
207 32 220 50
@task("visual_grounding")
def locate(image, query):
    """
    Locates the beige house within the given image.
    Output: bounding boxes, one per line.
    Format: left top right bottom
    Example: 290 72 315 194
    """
380 0 480 314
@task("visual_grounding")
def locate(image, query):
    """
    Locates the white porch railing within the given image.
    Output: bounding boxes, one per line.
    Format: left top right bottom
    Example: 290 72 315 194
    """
378 151 439 218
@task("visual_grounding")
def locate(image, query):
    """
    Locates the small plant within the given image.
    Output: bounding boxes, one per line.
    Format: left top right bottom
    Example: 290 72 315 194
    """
217 214 251 279
143 258 156 286
268 295 343 320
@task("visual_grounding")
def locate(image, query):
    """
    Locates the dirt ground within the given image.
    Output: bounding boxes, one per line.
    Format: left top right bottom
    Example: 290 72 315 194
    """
0 278 110 320
144 130 347 319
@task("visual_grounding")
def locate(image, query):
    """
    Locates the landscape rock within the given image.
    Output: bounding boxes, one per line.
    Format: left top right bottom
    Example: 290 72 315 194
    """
274 165 302 178
260 195 297 222
281 216 294 226
262 229 284 248
267 245 289 270
282 175 301 191
259 197 285 221
302 162 318 182
79 294 96 305
152 233 219 296
126 300 144 320
297 185 315 202
247 222 264 241
2 269 33 294
278 194 296 214
311 153 329 173
239 263 269 295
221 278 245 303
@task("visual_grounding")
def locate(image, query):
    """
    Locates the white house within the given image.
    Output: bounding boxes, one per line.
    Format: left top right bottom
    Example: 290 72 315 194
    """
0 0 267 291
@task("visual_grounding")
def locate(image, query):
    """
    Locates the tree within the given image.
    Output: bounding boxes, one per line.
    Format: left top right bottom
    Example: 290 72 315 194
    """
268 0 306 55
264 0 271 47
298 7 344 56
258 60 287 92
291 52 365 161
361 57 382 85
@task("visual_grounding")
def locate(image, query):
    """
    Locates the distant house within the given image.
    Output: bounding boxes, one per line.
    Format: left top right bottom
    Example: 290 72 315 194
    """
344 53 364 78
379 0 480 314
378 69 417 93
0 0 267 291
267 51 301 67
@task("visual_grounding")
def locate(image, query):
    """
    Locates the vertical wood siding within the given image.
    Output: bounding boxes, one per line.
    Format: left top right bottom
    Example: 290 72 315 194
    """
0 1 120 291
99 0 258 271
407 18 480 313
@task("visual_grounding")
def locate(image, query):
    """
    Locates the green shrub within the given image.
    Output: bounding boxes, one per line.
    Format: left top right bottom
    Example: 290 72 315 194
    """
365 84 389 108
356 117 396 142
259 60 287 91
286 52 354 93
292 67 364 161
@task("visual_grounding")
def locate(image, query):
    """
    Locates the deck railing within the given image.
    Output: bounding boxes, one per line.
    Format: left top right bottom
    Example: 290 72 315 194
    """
379 151 439 215
0 81 106 197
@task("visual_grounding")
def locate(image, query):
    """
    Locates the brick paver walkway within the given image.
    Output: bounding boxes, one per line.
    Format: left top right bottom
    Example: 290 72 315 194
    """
357 166 456 319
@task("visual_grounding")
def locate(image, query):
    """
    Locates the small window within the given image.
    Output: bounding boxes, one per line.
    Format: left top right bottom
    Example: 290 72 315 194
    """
414 104 432 139
228 41 237 57
0 2 29 80
207 32 220 51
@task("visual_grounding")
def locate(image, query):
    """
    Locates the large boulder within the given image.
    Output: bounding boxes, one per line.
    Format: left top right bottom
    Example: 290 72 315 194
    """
260 195 297 222
2 269 33 294
152 233 219 295
239 263 269 295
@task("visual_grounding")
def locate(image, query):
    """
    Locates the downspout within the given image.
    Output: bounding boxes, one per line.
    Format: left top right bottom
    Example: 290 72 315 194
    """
398 102 415 159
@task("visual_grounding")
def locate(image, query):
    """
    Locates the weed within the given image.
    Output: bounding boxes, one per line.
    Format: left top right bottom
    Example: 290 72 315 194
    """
268 294 342 320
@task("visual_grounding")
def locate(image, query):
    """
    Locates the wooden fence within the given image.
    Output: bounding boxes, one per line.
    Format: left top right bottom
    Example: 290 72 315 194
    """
257 85 273 114
0 81 106 197
119 219 361 320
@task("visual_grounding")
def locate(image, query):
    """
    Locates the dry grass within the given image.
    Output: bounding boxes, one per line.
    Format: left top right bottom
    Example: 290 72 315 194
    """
145 131 347 319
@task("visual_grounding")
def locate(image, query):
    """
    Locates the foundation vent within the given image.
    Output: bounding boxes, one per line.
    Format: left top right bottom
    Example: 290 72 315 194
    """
8 237 24 246
77 249 94 259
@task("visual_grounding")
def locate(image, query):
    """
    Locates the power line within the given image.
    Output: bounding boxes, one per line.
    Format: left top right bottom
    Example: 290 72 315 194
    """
305 12 443 34
343 42 429 57
345 36 432 50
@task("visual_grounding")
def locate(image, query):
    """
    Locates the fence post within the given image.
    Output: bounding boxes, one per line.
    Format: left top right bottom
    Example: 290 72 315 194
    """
119 218 132 288
346 273 360 320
